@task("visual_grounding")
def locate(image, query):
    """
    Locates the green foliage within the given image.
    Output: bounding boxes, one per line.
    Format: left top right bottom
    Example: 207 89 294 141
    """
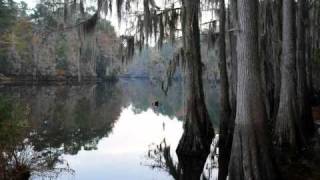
12 19 33 54
0 18 33 73
0 0 17 33
0 1 17 72
96 19 116 36
0 96 29 148
18 1 28 17
73 97 91 130
0 0 33 73
0 0 119 78
0 57 12 74
30 3 58 28
0 96 72 179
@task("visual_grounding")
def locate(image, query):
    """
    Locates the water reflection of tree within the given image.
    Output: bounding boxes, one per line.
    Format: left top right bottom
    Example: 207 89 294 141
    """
1 143 74 179
146 139 182 180
147 137 219 180
120 79 219 127
0 80 220 179
24 84 123 155
0 96 73 179
120 79 184 119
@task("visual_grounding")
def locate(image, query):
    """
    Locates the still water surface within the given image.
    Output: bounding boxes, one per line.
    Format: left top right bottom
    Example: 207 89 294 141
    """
59 105 182 180
0 79 219 180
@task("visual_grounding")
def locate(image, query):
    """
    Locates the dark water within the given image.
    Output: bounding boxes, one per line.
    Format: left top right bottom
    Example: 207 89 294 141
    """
0 79 219 180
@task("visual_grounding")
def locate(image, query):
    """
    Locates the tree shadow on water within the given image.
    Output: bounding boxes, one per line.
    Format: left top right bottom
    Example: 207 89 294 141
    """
145 135 219 180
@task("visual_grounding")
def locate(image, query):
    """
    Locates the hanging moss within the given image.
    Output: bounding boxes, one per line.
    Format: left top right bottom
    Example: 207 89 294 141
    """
143 0 152 42
78 0 115 39
76 0 181 64
153 10 158 42
80 0 85 16
119 35 135 64
168 5 179 43
79 12 99 37
116 0 124 21
158 14 164 48
137 15 144 51
71 0 77 15
161 47 185 95
64 0 69 23
126 36 135 60
207 21 218 49
149 0 159 9
109 0 113 14
100 0 112 16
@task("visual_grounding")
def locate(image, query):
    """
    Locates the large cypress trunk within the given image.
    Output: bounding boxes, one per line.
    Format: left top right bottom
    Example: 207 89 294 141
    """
228 0 278 179
176 0 214 179
218 0 233 180
296 0 314 138
275 0 305 150
271 0 282 121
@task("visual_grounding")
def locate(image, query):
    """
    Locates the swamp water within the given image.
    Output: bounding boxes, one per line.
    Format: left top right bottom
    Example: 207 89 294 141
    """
0 79 219 180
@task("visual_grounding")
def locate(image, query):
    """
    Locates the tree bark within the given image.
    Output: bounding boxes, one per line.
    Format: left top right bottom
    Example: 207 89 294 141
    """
306 0 315 99
275 0 305 150
270 0 282 122
218 0 233 180
176 0 214 179
228 0 238 120
259 0 274 123
296 0 314 139
228 0 279 179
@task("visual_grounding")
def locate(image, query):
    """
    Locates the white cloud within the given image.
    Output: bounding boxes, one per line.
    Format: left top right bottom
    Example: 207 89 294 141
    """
20 0 38 8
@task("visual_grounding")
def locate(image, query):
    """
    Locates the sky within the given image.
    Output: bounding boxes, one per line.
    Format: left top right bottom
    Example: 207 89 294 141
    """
20 0 37 8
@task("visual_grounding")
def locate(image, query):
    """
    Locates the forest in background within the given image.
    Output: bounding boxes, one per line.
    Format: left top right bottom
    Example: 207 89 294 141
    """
0 0 220 84
0 0 123 82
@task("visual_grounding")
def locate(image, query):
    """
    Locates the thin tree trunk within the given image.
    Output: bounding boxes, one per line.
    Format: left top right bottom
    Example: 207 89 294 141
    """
218 0 233 180
228 0 278 179
306 1 313 99
176 0 214 179
308 0 320 99
78 51 81 82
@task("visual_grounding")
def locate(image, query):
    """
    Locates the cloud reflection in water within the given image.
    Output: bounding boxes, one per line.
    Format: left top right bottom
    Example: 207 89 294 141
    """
59 104 183 180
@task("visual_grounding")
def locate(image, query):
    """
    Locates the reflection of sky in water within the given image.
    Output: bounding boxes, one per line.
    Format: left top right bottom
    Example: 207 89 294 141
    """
58 105 183 180
0 81 217 179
